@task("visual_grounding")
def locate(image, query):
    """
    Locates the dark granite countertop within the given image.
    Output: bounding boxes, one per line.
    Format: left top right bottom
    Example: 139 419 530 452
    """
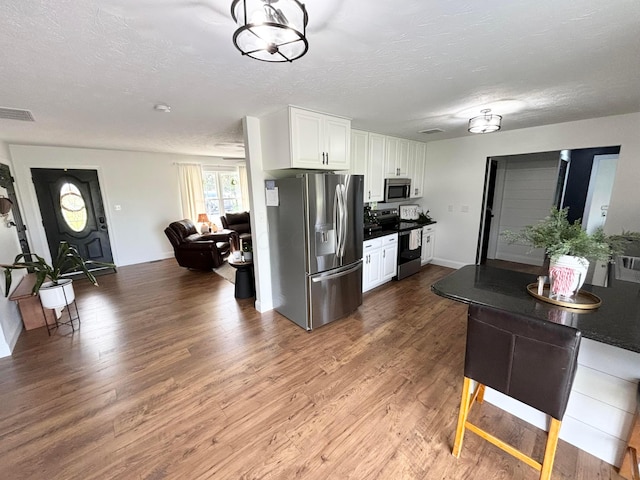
363 221 437 241
363 229 397 241
431 264 640 353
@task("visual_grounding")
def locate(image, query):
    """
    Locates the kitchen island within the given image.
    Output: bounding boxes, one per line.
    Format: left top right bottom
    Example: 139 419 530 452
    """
432 265 640 467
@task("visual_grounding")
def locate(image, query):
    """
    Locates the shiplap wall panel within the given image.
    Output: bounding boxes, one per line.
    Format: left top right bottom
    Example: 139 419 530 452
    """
573 366 638 412
494 153 559 265
560 416 627 467
567 390 635 438
578 338 640 381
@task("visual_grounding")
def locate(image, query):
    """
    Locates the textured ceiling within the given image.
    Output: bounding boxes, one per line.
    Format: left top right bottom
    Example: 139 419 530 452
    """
0 0 639 158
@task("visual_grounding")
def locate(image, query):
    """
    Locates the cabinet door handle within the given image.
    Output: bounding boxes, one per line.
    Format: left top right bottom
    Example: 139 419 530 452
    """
383 250 385 258
326 152 329 164
368 191 371 199
322 152 325 164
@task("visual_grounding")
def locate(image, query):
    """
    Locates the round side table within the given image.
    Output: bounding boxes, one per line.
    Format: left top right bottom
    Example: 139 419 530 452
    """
227 259 255 299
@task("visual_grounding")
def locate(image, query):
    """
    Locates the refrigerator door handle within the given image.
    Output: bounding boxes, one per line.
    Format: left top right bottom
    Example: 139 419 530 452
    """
340 183 348 259
335 184 346 260
334 185 341 259
311 261 362 282
336 183 348 258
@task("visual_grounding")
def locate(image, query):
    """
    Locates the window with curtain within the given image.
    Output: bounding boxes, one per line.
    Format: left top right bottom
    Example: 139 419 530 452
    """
202 166 244 223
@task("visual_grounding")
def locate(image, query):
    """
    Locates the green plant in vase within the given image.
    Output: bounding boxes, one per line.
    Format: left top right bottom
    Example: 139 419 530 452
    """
1 241 114 308
503 207 616 296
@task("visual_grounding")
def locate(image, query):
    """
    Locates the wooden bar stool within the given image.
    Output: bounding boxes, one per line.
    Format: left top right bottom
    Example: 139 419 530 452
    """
620 383 640 480
452 304 582 480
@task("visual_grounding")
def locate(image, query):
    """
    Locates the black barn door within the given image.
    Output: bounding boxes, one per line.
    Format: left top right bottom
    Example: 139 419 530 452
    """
31 168 114 269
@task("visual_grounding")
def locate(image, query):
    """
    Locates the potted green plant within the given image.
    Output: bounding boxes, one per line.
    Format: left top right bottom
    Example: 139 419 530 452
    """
503 207 615 295
1 241 114 309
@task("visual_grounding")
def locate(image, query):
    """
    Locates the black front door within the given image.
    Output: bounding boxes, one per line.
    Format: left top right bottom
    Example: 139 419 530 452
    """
0 163 31 256
31 168 114 267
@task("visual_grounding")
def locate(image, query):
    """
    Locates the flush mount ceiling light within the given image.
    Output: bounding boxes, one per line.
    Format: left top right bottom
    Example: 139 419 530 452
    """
231 0 308 62
468 109 502 134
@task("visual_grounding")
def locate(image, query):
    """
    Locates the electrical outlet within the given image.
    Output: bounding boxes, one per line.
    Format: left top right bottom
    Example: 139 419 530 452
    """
448 205 454 212
114 205 121 211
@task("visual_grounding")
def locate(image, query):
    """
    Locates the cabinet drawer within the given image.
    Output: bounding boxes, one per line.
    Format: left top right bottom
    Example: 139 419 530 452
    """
382 233 398 245
364 238 382 250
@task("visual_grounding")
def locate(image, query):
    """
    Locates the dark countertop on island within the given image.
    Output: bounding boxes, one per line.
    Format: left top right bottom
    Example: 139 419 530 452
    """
431 264 640 354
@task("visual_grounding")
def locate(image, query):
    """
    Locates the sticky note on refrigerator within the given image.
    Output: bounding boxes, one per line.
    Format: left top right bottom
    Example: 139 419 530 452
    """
266 187 279 206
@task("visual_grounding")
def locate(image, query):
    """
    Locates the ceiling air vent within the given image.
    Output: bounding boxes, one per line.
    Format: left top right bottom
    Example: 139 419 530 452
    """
419 128 444 135
0 107 35 122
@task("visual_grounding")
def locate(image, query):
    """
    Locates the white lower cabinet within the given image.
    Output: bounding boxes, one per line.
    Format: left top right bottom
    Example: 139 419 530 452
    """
363 233 398 292
421 225 436 265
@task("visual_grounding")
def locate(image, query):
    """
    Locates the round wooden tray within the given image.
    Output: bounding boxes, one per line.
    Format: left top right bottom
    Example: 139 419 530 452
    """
526 283 602 310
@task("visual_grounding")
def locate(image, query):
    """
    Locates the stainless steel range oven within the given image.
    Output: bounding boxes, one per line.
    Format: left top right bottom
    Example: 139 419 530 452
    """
397 222 422 280
367 208 423 280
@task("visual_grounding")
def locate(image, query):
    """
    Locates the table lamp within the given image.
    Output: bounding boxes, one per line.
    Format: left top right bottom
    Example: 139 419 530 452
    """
197 213 211 234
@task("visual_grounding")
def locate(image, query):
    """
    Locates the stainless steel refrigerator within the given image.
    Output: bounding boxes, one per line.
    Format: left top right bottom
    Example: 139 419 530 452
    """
267 173 364 330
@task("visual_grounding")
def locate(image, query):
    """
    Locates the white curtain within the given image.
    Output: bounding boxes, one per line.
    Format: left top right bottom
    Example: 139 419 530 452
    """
178 163 205 223
238 164 250 211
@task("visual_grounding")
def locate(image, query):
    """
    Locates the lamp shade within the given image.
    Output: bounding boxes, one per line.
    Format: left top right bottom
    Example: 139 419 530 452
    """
231 0 308 62
468 109 502 134
197 213 210 223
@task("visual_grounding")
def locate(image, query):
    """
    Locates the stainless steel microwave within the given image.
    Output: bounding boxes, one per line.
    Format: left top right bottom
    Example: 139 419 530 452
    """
384 178 411 202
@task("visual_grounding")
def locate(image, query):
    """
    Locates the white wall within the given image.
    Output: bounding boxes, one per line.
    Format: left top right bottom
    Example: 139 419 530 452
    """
8 145 226 267
0 142 26 357
421 113 640 268
243 116 274 312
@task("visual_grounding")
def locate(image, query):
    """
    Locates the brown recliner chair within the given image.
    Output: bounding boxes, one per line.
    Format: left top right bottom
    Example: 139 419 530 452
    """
164 219 235 270
220 211 251 251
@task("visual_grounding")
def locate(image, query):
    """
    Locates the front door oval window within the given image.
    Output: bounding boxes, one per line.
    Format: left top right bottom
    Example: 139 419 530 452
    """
60 182 87 232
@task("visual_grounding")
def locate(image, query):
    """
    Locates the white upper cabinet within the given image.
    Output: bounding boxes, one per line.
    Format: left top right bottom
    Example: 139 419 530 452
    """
261 106 351 170
350 130 385 203
350 130 368 176
409 141 426 198
324 115 351 169
367 133 385 202
352 130 426 202
384 136 409 177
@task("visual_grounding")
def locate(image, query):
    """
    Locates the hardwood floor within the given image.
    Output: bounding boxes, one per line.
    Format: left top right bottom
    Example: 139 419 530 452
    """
0 260 622 479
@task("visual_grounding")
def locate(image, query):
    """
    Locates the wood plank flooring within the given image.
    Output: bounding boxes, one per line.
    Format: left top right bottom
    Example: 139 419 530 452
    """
0 259 623 479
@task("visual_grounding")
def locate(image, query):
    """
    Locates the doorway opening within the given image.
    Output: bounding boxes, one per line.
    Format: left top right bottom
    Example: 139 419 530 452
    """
476 146 621 277
0 163 31 257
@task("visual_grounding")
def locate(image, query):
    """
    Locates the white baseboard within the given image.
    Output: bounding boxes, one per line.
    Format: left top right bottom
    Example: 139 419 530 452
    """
431 258 467 269
6 320 22 352
254 299 273 313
